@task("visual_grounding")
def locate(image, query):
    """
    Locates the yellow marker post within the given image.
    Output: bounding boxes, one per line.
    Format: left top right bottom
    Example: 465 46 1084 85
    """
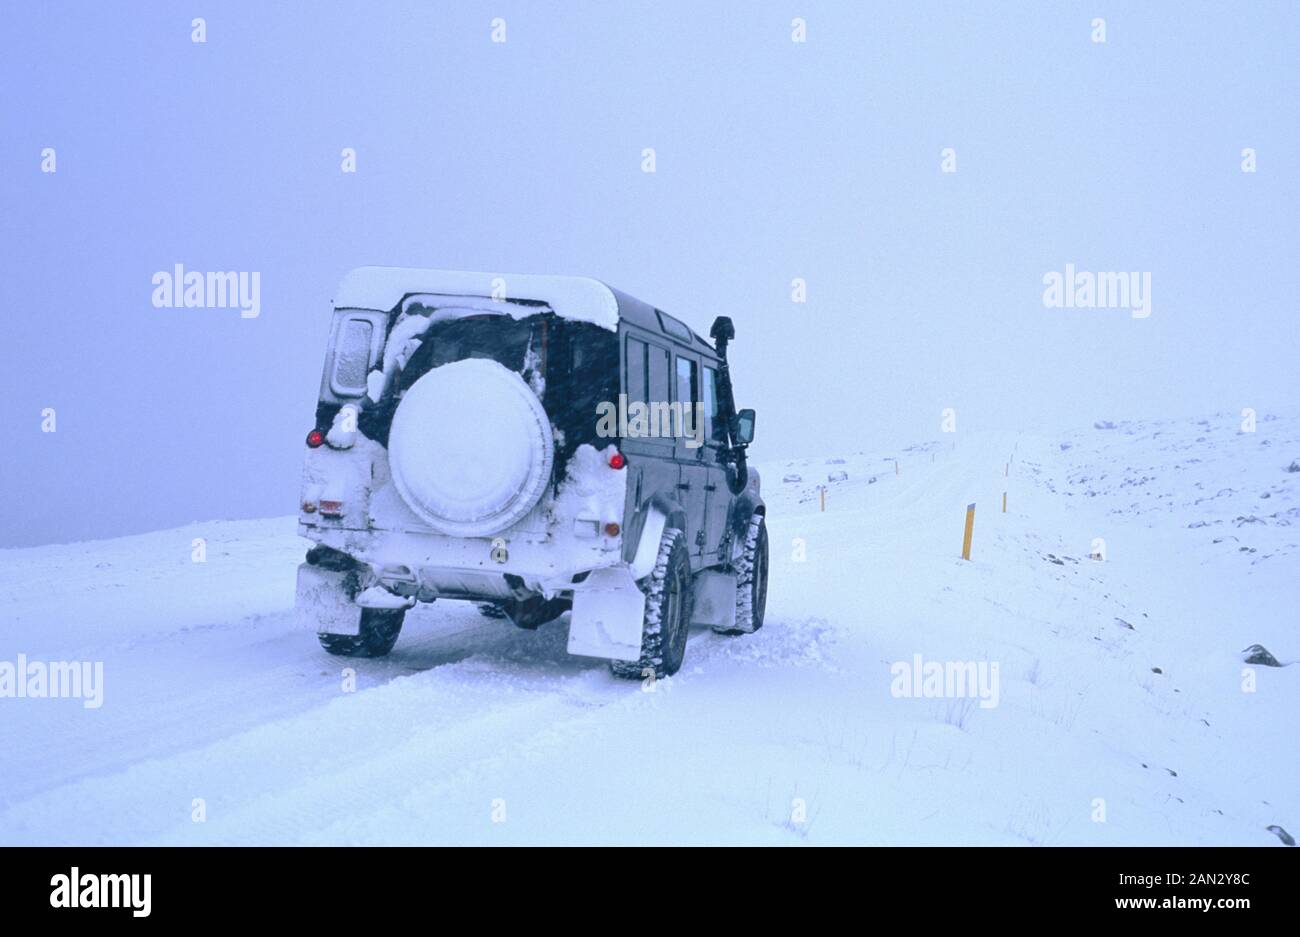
1002 491 1007 513
961 503 976 560
1005 462 1009 477
895 460 900 476
819 488 825 512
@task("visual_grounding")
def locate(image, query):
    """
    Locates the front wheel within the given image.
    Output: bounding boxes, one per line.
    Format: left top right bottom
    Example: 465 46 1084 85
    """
716 514 768 635
318 608 406 658
610 527 693 681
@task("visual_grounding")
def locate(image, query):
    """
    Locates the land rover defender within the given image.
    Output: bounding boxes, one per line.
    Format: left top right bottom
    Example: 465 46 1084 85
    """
296 267 767 678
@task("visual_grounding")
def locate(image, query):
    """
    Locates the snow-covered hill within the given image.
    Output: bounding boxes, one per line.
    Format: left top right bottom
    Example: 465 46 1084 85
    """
2 411 1296 844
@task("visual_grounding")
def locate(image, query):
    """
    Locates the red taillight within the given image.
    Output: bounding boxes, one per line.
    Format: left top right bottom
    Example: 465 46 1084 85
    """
306 429 325 448
608 451 626 470
318 500 343 517
603 522 621 537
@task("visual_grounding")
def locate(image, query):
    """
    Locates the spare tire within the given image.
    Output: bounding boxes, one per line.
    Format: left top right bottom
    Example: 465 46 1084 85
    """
387 358 554 537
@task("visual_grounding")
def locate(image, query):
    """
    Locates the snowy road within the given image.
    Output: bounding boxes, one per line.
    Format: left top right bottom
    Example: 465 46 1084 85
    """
3 413 1296 844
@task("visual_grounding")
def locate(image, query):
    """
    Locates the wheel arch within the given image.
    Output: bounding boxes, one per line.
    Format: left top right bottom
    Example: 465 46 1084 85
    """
726 486 766 540
625 492 688 580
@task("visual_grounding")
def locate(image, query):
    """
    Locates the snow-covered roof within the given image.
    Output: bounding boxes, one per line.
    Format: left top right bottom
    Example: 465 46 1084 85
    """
333 267 620 331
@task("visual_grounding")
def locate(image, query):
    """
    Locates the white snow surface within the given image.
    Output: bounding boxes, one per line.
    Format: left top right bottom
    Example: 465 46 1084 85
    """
2 411 1297 844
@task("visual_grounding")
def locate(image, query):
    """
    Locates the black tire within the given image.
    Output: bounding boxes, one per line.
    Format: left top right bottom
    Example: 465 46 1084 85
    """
504 595 569 631
476 602 509 620
318 608 406 658
610 527 693 681
716 514 768 635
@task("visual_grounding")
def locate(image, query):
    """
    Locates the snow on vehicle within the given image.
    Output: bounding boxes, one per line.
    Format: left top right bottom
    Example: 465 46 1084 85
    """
296 267 767 678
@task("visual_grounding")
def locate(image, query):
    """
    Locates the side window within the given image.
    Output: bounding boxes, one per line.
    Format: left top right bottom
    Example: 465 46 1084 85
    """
703 365 723 443
675 355 698 440
626 337 648 407
332 317 374 395
647 343 671 441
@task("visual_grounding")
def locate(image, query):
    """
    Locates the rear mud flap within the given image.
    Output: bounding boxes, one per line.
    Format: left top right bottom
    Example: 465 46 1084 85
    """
691 570 737 630
567 566 646 662
295 562 363 636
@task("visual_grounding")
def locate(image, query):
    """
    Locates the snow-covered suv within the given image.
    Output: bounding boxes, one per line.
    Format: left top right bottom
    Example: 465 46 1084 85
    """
296 267 767 679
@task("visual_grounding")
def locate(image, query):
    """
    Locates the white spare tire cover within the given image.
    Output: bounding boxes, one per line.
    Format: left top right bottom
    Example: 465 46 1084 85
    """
388 358 554 537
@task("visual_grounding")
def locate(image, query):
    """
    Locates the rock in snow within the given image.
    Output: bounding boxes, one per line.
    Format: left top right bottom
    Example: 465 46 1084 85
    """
1241 644 1284 667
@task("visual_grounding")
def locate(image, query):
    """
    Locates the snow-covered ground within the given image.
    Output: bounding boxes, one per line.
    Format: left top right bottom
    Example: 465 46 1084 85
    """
2 411 1296 845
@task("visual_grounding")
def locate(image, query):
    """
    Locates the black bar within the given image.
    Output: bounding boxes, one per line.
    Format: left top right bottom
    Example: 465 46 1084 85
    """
2 845 1290 924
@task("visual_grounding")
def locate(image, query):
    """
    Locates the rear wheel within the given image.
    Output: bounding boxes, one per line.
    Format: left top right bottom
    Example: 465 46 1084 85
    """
716 514 768 635
317 608 406 658
611 528 693 681
504 595 569 630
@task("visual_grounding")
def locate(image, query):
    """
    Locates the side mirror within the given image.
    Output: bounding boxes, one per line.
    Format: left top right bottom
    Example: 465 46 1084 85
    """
734 408 756 445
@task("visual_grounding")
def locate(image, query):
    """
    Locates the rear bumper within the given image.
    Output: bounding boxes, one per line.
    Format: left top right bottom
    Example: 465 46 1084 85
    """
298 520 622 600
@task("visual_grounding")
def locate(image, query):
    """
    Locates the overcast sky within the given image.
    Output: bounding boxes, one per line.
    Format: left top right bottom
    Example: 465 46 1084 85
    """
3 1 1297 547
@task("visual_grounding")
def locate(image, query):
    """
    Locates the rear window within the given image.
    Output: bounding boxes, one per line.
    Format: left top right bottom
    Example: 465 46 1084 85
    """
357 311 618 462
332 317 374 395
398 315 535 384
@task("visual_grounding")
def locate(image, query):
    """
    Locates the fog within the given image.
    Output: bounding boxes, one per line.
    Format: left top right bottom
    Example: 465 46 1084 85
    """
3 2 1296 547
